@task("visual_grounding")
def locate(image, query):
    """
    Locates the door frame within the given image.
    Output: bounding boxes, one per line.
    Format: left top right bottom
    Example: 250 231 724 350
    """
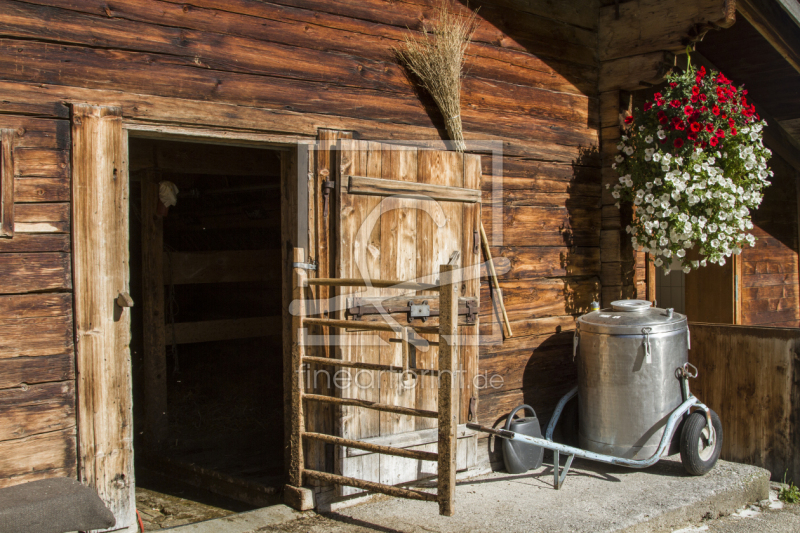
71 110 304 530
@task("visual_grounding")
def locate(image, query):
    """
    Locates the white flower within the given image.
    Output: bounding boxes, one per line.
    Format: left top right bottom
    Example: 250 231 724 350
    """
645 135 653 144
653 153 662 162
615 155 624 163
612 191 620 199
624 146 635 156
657 130 667 140
654 258 663 267
683 266 691 273
676 249 686 258
617 143 625 151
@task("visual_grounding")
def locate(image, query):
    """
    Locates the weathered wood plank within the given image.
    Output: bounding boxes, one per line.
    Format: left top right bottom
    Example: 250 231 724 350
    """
479 278 600 323
0 381 75 441
437 264 459 517
14 148 69 178
1 129 15 237
165 316 282 345
0 428 76 489
0 233 69 253
0 354 74 390
71 104 135 529
0 252 71 293
15 177 70 202
14 202 69 233
497 206 601 248
0 292 70 317
599 52 675 92
348 175 480 203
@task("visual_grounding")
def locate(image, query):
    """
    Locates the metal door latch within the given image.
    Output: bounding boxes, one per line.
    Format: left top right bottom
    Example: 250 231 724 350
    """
409 301 431 321
320 169 335 218
292 261 317 271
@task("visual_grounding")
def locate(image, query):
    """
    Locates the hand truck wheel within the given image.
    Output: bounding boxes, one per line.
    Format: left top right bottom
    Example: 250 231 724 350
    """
680 408 722 476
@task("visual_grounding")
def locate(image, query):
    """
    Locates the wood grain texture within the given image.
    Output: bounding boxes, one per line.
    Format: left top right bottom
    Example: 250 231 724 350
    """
1 129 15 237
0 428 76 489
688 323 800 483
71 104 135 530
0 381 75 441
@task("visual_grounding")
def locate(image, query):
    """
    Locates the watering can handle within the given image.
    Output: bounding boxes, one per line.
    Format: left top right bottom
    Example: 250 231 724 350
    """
505 404 536 431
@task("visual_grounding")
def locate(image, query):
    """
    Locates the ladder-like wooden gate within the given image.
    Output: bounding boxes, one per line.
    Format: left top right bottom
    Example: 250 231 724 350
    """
288 247 464 516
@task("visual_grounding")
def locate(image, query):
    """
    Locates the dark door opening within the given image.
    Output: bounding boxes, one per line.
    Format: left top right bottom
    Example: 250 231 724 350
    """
128 138 285 528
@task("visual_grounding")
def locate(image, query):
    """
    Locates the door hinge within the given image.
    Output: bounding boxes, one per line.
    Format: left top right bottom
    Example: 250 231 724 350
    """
292 261 317 271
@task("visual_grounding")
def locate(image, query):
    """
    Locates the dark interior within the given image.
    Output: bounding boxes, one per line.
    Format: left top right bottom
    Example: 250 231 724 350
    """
128 138 285 509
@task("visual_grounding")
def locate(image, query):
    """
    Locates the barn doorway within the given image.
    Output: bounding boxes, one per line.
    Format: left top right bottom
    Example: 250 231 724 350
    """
127 138 286 526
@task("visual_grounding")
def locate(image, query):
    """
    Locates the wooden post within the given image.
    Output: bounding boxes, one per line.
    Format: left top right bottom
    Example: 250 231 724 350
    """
437 264 459 516
287 247 307 489
141 170 168 447
0 129 15 237
71 103 135 530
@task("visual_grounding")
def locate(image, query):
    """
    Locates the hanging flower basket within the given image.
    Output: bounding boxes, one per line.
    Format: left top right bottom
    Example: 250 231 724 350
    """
610 59 772 272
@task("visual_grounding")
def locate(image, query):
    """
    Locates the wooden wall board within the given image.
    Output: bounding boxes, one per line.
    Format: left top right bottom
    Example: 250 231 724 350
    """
0 428 76 489
0 354 74 390
0 381 75 441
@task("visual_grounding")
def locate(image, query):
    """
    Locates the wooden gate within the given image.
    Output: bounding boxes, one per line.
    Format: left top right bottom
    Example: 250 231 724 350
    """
334 140 481 492
287 139 481 516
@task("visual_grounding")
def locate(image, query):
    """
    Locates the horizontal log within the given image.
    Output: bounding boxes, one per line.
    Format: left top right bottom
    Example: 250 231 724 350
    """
164 250 281 285
0 293 71 318
0 315 73 358
0 116 69 149
15 177 70 202
303 432 438 462
599 52 675 92
498 205 601 247
0 381 75 440
598 0 732 61
0 428 76 488
479 278 600 324
345 424 476 458
301 317 439 335
303 393 438 418
348 175 481 203
0 354 74 390
302 469 438 502
165 316 281 344
0 252 71 293
0 234 70 253
14 202 70 234
302 355 439 377
307 278 438 291
479 314 577 343
14 148 69 178
487 247 600 279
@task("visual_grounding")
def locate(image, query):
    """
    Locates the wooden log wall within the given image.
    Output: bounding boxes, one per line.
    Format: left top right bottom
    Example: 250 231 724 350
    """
0 0 607 482
0 0 747 490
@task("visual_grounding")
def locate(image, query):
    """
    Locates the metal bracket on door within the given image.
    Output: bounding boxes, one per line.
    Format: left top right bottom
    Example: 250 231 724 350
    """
292 261 318 271
320 168 335 218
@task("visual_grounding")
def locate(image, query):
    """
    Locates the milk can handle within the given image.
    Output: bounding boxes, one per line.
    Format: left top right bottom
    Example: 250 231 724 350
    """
505 404 536 431
642 327 652 364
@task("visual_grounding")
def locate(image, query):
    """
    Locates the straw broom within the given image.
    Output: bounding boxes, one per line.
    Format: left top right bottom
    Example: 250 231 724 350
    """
396 1 478 153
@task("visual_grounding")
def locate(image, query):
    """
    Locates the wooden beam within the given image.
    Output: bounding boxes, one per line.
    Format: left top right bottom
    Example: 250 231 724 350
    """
347 175 481 203
164 250 281 285
141 170 168 448
302 470 437 502
301 317 440 335
437 264 459 517
303 432 439 462
302 355 440 377
164 316 281 345
599 52 675 92
71 103 135 530
287 248 306 490
306 278 437 291
738 0 800 75
0 129 15 237
303 394 438 419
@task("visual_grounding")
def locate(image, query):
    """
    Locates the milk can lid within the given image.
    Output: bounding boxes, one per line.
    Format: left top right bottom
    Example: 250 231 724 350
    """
577 299 687 335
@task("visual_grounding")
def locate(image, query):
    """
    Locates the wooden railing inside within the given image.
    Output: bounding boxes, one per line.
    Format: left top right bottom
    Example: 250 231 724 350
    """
688 323 800 483
287 248 463 516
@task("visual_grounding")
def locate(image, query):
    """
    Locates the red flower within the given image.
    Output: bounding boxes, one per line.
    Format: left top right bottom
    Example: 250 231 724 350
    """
670 82 678 88
644 102 653 111
624 115 633 124
716 129 725 138
684 105 694 116
653 92 662 99
712 105 720 116
699 66 707 77
691 95 699 103
700 94 707 102
705 123 715 132
692 86 700 95
674 138 684 148
687 132 698 141
690 122 702 133
709 137 719 147
659 116 668 125
730 127 737 136
675 121 686 131
670 99 681 108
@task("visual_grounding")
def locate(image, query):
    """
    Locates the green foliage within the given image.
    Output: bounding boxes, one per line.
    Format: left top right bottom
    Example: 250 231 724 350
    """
779 472 800 504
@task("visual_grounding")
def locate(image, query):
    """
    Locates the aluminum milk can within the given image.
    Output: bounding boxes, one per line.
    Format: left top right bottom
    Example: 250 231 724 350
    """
575 299 689 460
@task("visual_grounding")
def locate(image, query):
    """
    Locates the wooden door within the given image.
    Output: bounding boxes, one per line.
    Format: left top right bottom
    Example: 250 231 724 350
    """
685 250 741 324
334 140 480 493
